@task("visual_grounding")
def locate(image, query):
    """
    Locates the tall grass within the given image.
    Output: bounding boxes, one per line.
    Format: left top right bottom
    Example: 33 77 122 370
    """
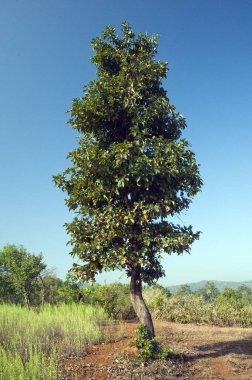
0 304 112 379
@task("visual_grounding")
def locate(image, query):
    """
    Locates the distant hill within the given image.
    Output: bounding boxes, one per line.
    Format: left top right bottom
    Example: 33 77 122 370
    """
167 280 252 293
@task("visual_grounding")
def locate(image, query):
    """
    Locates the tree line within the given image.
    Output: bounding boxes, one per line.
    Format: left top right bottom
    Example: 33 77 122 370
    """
0 244 85 308
1 244 252 321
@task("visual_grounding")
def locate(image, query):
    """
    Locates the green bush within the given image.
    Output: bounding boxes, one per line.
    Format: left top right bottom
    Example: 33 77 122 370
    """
239 306 252 327
81 283 136 320
150 291 252 327
210 292 252 327
143 285 171 318
236 285 252 306
159 295 208 324
133 324 168 360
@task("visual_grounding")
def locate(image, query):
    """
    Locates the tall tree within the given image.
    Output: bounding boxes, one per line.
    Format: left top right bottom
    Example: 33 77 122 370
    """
199 281 219 302
54 22 202 337
0 245 46 308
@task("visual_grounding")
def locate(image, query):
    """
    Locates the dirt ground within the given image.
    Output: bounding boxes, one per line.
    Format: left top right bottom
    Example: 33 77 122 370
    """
59 321 252 380
157 321 252 380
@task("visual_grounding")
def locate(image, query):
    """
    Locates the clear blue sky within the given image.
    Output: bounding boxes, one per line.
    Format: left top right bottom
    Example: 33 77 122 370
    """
1 0 251 286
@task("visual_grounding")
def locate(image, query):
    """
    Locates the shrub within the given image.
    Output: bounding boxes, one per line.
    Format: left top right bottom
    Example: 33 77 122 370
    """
210 292 252 327
239 306 252 327
158 294 208 324
150 291 252 327
143 285 171 318
81 283 136 320
133 324 168 360
236 285 252 306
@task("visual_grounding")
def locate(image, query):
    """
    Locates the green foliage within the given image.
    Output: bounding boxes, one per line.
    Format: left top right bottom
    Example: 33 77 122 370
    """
143 284 171 314
158 294 208 324
236 285 252 306
197 281 219 302
53 21 202 285
215 288 242 308
55 273 84 303
174 284 192 296
40 275 64 304
133 324 168 360
145 288 252 327
0 245 46 307
81 283 135 319
0 271 22 304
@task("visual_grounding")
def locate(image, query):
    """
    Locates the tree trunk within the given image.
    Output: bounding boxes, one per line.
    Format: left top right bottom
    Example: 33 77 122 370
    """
130 264 155 338
40 276 45 307
24 293 30 309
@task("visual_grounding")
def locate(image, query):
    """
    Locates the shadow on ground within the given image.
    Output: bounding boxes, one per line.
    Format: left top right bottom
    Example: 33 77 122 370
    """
185 335 252 361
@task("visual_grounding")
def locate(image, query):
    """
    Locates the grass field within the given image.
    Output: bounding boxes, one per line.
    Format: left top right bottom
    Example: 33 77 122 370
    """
0 304 113 380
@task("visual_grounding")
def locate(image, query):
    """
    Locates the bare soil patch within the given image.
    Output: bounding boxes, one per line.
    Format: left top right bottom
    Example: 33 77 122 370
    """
156 321 252 380
60 321 252 379
59 322 138 379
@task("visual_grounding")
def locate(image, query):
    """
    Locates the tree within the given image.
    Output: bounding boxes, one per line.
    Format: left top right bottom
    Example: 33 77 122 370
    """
56 272 86 303
198 281 219 302
39 272 63 305
175 284 192 296
236 285 252 305
0 266 22 304
54 22 202 337
0 245 46 308
215 288 242 309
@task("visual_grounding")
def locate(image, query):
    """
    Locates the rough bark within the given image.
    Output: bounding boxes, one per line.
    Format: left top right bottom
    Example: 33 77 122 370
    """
130 264 155 338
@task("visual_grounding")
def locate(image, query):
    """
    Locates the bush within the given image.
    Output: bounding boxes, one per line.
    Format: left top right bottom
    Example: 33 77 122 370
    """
210 292 252 327
133 324 168 360
236 285 252 306
158 294 209 324
239 306 252 327
150 291 252 327
81 283 136 320
143 285 171 318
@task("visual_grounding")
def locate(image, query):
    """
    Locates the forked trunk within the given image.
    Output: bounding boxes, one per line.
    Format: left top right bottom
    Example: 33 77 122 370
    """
130 264 155 338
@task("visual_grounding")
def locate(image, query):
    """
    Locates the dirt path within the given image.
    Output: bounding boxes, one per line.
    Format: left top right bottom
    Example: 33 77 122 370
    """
156 321 252 379
61 321 252 379
82 322 138 379
59 322 138 379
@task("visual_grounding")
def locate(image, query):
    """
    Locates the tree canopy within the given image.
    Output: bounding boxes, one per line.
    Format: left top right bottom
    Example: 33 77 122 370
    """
53 21 202 336
0 244 46 308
